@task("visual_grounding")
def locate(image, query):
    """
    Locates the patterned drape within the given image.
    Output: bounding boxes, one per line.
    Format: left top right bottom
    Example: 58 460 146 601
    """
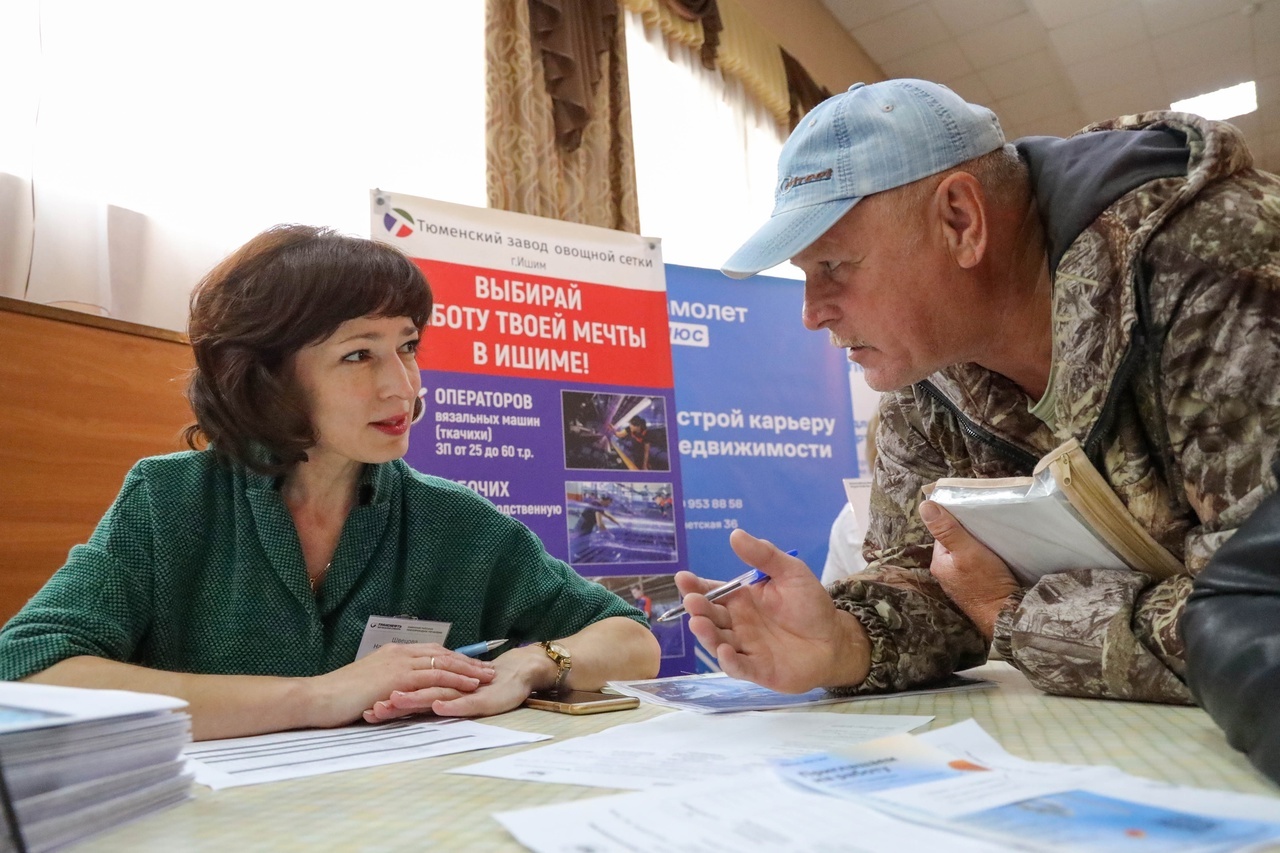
782 48 832 132
621 0 793 127
714 0 789 125
619 0 704 49
662 0 722 70
485 0 640 233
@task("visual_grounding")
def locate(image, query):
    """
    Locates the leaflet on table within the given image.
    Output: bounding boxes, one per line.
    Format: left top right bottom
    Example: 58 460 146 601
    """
774 727 1280 853
184 718 549 789
452 710 932 791
605 670 993 713
495 770 1004 853
920 719 1280 826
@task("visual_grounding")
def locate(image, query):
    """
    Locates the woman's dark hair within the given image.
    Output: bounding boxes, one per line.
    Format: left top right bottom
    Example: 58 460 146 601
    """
183 224 433 476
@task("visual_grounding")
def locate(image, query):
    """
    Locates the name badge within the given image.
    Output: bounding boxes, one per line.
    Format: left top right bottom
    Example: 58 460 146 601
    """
355 615 451 660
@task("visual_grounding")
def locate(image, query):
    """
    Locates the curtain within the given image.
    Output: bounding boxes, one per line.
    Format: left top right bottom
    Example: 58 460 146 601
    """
783 48 832 132
714 0 789 126
528 0 615 152
662 0 723 70
0 0 37 301
486 0 640 232
624 10 790 276
622 0 792 128
619 0 704 49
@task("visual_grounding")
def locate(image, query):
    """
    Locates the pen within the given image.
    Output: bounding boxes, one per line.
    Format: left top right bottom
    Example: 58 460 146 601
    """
656 550 798 623
454 639 507 657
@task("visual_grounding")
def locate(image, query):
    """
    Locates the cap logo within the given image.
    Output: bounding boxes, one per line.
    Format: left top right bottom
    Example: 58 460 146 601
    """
780 168 833 193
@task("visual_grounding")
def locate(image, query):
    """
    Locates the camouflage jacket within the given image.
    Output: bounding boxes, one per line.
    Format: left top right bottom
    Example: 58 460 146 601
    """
829 112 1280 704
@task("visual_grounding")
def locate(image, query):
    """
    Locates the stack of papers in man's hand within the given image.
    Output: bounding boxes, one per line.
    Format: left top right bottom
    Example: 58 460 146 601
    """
606 670 993 713
927 438 1184 586
0 682 193 852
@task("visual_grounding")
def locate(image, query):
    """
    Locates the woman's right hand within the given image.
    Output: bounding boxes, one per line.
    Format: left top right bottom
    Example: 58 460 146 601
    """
303 643 496 729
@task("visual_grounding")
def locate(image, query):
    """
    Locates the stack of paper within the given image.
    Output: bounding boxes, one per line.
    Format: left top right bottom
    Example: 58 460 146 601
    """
0 683 193 853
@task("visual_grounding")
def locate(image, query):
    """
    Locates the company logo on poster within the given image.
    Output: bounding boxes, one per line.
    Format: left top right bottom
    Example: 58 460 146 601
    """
669 321 708 347
380 202 416 238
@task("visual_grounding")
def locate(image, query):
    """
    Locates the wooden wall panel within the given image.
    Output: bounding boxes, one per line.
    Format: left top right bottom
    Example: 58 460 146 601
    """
0 297 193 623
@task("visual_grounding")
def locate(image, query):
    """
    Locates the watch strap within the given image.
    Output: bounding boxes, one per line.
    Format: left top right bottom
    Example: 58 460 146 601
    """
540 641 571 693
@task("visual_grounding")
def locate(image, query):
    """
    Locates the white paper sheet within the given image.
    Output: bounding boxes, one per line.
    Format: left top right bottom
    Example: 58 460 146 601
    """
920 719 1280 824
453 710 931 790
775 734 1109 820
0 682 187 734
493 719 1280 853
184 718 549 789
495 771 1007 853
775 722 1280 852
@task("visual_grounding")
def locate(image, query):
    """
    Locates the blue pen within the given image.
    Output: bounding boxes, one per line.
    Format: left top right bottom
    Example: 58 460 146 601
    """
656 549 798 623
454 639 507 657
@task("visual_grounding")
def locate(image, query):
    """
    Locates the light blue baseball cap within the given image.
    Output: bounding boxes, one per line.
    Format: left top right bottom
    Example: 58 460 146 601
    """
721 79 1005 279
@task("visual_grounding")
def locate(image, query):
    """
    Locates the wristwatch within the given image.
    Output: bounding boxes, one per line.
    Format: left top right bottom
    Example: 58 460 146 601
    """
539 640 572 693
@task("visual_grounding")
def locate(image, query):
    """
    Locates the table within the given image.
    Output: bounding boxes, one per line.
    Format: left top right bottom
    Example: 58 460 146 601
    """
92 663 1279 850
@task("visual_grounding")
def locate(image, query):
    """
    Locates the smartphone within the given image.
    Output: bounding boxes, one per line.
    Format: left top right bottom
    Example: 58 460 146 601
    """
523 689 640 715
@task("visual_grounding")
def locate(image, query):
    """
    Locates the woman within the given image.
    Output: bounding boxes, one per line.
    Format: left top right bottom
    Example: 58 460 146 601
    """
0 225 659 740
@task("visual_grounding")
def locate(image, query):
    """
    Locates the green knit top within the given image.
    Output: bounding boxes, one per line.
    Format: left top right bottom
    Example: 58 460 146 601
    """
0 451 643 679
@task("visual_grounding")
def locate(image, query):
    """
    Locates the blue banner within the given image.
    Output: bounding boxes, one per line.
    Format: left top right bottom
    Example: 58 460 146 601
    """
667 264 858 583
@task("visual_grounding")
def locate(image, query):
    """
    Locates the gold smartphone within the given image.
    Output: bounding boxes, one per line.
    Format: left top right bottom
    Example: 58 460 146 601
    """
523 689 640 715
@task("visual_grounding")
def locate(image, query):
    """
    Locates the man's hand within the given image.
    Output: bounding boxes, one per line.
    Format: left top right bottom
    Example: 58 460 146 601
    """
920 500 1020 640
674 528 871 693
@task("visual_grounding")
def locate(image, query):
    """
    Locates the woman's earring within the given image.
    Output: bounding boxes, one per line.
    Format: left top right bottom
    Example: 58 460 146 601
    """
410 387 427 425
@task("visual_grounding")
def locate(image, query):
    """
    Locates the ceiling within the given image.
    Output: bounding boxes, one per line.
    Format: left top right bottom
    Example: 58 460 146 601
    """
819 0 1280 174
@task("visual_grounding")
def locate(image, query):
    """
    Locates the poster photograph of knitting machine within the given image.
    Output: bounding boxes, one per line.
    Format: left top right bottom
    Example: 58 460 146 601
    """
565 481 678 566
561 391 671 472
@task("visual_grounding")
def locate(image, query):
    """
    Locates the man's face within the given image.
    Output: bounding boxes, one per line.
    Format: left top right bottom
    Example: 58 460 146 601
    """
790 189 981 392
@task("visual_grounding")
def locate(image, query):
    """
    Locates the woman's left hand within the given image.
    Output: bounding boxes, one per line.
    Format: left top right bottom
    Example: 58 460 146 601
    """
362 645 547 722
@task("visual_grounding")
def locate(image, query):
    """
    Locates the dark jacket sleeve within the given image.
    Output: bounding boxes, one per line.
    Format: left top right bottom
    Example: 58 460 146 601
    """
1183 481 1280 785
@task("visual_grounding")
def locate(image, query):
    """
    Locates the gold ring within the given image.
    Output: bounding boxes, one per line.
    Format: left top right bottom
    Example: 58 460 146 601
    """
430 656 436 670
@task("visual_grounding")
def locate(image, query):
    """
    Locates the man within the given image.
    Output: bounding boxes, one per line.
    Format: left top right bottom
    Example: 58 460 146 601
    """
630 584 653 619
576 494 620 537
614 415 666 471
674 79 1280 704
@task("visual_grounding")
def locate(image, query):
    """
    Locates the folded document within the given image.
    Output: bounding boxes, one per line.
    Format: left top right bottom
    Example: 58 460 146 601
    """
927 438 1183 586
